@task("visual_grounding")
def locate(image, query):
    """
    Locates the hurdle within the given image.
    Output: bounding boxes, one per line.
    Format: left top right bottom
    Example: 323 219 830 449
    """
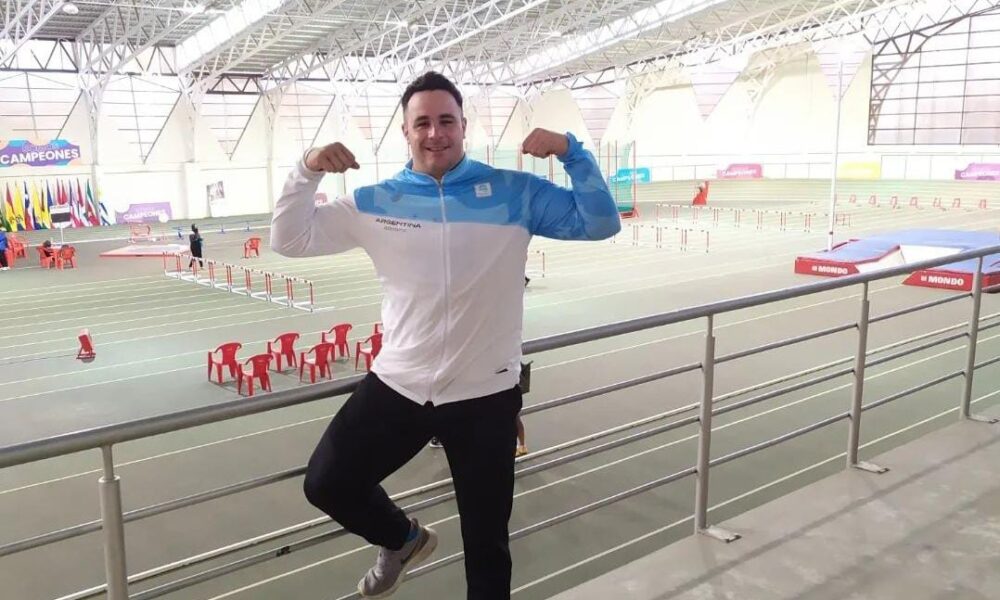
247 268 271 301
162 253 183 278
285 276 316 312
161 257 316 310
526 249 547 277
678 228 710 253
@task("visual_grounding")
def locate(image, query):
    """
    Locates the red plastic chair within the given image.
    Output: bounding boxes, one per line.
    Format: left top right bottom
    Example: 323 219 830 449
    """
56 245 77 269
243 237 261 258
9 235 26 259
267 332 300 371
237 353 273 396
355 332 383 371
36 246 56 269
299 342 336 383
4 249 13 269
208 342 243 383
320 323 353 359
77 329 95 360
373 322 383 335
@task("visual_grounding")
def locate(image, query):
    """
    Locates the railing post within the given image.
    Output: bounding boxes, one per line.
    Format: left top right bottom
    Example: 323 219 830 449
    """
847 282 888 473
99 446 129 600
694 314 739 542
962 257 997 423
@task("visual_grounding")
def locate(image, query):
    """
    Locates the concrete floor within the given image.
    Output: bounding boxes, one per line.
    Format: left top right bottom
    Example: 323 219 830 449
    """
551 406 1000 600
2 200 1000 600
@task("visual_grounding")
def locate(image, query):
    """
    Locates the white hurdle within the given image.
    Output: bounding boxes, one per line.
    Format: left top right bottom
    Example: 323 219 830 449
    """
161 254 316 312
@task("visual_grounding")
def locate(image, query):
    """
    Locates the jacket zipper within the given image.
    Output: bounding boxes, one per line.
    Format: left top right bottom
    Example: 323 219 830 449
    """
430 178 450 402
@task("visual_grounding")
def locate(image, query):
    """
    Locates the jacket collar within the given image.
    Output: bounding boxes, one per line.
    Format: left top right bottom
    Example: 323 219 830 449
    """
397 154 477 185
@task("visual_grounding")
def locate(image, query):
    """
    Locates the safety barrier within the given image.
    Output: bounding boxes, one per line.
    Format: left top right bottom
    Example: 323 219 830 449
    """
654 204 819 233
612 223 710 253
6 243 1000 600
838 194 991 211
161 253 316 312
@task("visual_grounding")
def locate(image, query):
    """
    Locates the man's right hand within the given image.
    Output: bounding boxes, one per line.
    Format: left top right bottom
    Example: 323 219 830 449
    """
305 143 360 173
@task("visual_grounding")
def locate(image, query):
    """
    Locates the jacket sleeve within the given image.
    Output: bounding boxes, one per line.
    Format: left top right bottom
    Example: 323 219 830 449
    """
528 132 622 241
270 158 362 257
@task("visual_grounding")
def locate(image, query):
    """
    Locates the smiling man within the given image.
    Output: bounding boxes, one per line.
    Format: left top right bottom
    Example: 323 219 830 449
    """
270 71 620 599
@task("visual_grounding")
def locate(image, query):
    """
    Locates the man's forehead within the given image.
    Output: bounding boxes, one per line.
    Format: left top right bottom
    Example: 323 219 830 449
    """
405 90 462 116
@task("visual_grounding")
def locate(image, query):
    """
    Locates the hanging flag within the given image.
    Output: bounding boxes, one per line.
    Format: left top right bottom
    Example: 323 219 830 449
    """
22 182 36 230
45 180 55 226
4 183 16 231
30 180 48 229
12 180 24 230
75 179 94 227
69 180 84 227
84 179 100 226
0 185 12 232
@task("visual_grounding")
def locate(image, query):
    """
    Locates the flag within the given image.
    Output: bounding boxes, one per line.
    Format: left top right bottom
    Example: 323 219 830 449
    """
12 180 24 231
22 182 35 231
76 179 94 227
69 180 84 228
0 185 12 232
30 180 48 229
3 183 16 232
84 179 100 226
45 181 55 227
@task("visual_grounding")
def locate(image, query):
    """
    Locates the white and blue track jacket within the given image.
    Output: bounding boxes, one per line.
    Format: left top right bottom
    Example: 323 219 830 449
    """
271 133 621 405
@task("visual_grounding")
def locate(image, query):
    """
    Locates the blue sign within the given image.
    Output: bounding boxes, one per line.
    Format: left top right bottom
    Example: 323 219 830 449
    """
608 167 650 185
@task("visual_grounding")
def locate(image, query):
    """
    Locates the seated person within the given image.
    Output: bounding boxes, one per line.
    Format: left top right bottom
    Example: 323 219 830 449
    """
41 240 55 258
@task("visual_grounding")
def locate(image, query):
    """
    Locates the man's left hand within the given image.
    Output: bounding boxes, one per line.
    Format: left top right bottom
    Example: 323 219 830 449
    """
521 129 569 158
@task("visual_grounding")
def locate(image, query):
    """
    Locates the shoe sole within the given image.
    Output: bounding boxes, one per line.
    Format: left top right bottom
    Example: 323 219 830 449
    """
358 528 439 599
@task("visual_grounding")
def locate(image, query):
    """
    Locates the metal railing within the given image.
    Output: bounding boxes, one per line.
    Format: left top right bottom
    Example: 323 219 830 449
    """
3 244 1000 599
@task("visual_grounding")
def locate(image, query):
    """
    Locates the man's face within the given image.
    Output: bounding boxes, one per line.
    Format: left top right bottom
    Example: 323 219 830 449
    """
402 89 467 180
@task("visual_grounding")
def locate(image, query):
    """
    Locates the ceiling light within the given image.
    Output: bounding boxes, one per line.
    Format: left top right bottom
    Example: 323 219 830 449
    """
61 2 80 15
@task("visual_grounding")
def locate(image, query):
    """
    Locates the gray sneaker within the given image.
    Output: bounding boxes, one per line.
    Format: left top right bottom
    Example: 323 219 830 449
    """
358 520 438 598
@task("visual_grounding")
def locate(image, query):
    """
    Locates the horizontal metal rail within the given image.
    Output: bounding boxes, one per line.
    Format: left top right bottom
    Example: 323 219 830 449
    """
710 412 850 467
869 291 970 324
713 367 855 417
716 322 856 365
865 331 968 369
861 370 965 413
521 362 700 416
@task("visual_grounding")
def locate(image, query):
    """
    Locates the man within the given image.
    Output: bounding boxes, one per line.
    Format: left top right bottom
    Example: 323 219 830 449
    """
271 71 619 599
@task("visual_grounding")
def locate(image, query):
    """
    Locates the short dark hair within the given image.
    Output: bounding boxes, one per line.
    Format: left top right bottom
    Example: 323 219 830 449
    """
401 71 463 112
